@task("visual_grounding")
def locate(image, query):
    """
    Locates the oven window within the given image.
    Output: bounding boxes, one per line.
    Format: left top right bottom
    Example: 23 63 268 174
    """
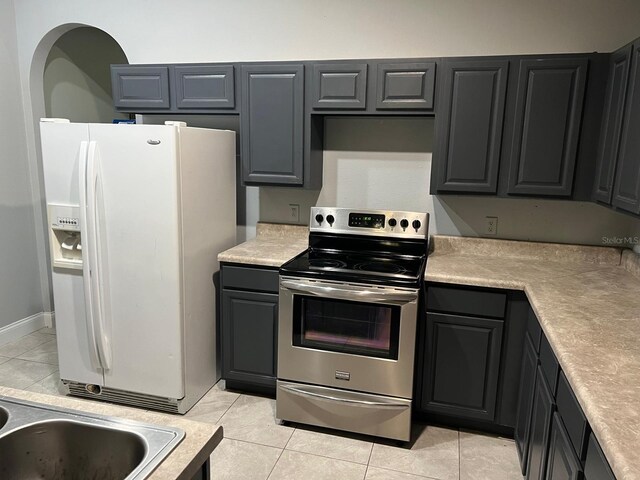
292 296 400 360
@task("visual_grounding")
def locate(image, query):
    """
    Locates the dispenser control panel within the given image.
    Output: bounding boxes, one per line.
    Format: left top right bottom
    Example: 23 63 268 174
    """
49 204 81 232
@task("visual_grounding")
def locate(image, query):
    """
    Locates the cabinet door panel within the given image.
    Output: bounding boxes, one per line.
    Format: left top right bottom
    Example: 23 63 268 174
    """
422 313 504 421
175 65 235 109
434 60 508 193
545 413 582 480
312 63 367 109
584 433 616 480
222 290 278 387
111 66 170 109
612 41 640 214
515 334 539 474
376 62 435 109
241 64 304 185
507 58 587 196
526 366 555 480
593 46 633 204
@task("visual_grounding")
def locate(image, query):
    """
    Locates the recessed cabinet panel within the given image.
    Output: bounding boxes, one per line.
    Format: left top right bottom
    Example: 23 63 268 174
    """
111 66 170 109
526 367 555 480
312 63 367 109
584 433 616 480
422 313 504 421
507 58 587 196
376 62 436 109
174 65 235 109
434 60 509 193
593 46 633 204
612 41 640 214
545 413 582 480
222 290 278 387
241 64 304 185
515 335 539 474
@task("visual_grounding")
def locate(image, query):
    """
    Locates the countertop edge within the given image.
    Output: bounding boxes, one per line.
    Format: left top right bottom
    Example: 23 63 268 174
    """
175 426 223 480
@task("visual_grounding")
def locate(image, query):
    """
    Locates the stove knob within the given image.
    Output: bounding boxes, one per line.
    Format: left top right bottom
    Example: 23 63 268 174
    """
326 214 335 225
315 214 324 224
388 218 397 227
400 219 409 230
412 219 422 230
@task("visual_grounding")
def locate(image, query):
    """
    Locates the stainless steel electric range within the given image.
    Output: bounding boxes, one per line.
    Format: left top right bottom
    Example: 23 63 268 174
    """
276 207 429 442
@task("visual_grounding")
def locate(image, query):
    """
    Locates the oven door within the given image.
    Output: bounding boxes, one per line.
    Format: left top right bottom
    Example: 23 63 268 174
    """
278 276 419 399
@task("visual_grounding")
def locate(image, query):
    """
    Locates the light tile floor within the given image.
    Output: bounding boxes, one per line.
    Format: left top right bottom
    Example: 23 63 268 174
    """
0 329 524 479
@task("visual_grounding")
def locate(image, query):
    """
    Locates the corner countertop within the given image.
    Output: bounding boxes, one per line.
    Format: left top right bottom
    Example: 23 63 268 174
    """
0 386 222 480
427 235 640 480
217 227 640 479
218 222 308 267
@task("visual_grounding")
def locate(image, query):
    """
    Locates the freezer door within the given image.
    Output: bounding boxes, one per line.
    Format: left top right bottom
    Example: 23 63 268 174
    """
87 124 184 399
40 120 104 387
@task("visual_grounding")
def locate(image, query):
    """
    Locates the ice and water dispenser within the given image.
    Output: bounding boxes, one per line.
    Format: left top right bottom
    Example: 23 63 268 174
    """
48 204 82 269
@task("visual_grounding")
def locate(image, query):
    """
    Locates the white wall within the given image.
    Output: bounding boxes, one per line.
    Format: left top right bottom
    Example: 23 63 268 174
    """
8 0 640 310
44 27 128 123
0 0 43 328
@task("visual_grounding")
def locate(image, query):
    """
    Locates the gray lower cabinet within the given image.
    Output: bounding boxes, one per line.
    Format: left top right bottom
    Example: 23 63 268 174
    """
593 46 633 204
111 65 170 109
515 333 539 474
584 433 616 480
545 413 582 480
241 64 304 185
422 312 504 421
375 62 436 110
221 264 279 394
433 59 509 193
526 366 556 480
174 65 235 109
311 63 367 109
612 40 640 215
507 58 588 197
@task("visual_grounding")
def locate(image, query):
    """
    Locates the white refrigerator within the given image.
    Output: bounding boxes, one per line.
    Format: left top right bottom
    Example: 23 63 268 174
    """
40 119 236 413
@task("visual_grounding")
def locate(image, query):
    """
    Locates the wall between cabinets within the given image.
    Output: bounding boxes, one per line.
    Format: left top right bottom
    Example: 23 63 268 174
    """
260 117 640 246
10 0 640 311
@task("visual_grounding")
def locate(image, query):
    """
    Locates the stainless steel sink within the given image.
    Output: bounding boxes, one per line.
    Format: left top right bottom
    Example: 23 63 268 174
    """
0 396 184 480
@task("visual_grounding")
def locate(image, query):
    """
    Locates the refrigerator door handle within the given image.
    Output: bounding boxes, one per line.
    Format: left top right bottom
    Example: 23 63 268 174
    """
87 142 112 371
79 140 102 371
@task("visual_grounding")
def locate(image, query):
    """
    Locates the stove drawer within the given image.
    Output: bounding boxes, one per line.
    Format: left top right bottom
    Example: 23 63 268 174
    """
276 380 412 442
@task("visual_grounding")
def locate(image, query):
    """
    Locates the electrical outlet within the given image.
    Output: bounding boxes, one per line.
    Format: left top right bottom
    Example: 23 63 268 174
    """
485 216 498 236
288 204 300 223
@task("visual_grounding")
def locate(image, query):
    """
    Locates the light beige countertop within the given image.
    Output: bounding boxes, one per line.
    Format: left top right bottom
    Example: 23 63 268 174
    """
218 222 308 267
217 227 640 478
0 386 222 480
427 235 640 480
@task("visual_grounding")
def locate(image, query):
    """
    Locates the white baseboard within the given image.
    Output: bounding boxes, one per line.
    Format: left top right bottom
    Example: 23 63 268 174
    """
0 312 48 347
43 311 55 328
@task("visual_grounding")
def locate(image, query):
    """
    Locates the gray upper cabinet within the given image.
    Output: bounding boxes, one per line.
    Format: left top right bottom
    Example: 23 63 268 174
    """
111 65 170 109
507 58 588 196
311 63 367 109
593 46 632 204
376 62 436 110
434 59 509 193
174 65 235 109
241 64 304 185
612 41 640 215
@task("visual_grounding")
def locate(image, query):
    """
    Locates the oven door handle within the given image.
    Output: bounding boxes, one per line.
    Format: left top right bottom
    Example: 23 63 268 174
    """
280 279 418 304
280 384 410 410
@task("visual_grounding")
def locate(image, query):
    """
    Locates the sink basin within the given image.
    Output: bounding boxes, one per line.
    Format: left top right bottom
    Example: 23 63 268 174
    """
0 420 146 479
0 396 184 480
0 407 7 429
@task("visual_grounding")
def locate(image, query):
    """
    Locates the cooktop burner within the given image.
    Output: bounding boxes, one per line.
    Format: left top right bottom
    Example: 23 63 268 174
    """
309 258 348 269
354 262 407 275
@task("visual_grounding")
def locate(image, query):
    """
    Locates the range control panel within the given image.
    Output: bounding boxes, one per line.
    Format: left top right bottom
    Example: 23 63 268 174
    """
310 207 429 239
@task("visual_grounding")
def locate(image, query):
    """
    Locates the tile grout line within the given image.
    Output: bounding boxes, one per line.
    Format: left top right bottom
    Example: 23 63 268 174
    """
265 446 285 480
458 428 461 480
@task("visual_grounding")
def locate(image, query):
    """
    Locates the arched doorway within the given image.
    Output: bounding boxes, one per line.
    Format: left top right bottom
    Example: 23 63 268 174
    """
26 24 129 317
43 27 128 123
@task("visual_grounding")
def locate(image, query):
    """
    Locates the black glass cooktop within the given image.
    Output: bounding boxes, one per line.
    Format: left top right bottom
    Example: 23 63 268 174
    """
281 248 427 287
